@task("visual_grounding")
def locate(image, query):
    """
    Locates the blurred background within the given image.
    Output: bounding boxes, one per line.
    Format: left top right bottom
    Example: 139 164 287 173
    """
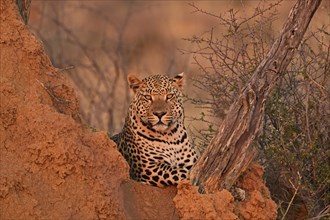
29 1 329 219
28 1 297 134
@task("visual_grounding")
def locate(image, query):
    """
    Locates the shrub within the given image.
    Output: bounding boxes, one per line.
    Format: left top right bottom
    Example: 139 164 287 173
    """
185 2 329 218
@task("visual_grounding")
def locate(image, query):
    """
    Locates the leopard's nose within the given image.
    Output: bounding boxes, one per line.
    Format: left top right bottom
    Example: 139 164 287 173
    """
153 111 166 119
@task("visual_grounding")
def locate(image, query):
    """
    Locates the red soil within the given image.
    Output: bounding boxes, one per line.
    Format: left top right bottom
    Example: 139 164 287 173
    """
0 1 277 219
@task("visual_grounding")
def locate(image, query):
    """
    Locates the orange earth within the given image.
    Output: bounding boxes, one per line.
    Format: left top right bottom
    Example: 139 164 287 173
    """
0 1 277 219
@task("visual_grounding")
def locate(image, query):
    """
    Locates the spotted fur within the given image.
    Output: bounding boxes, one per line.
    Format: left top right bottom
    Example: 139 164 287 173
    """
111 73 197 187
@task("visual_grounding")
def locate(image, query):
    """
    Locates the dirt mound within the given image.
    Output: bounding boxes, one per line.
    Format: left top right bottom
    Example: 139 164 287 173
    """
0 1 129 219
235 164 278 219
174 181 237 220
174 164 277 220
0 1 277 219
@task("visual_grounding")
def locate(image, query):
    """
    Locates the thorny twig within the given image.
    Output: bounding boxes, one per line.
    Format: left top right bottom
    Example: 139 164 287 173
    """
307 205 330 220
281 173 301 220
56 65 75 73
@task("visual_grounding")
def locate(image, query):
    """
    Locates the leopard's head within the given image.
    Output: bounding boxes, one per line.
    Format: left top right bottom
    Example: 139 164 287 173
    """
127 73 185 132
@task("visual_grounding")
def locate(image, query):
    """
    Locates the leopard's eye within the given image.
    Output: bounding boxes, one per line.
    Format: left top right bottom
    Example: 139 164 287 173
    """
166 94 174 100
144 95 152 101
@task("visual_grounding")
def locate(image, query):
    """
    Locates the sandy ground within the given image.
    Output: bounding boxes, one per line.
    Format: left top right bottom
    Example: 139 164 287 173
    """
0 1 277 219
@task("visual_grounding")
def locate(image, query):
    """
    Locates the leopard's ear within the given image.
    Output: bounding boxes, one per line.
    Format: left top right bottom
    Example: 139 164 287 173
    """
172 72 185 89
127 74 142 93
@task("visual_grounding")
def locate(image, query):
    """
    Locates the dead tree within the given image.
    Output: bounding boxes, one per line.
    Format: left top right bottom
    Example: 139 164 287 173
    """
190 0 322 193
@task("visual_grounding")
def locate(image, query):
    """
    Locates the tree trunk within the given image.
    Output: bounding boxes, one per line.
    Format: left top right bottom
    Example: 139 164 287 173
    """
190 0 322 194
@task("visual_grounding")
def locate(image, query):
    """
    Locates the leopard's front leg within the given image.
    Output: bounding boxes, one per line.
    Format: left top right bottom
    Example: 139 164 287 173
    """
139 161 192 187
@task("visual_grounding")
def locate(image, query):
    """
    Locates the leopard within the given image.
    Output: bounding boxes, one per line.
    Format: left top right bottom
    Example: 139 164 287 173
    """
110 73 198 187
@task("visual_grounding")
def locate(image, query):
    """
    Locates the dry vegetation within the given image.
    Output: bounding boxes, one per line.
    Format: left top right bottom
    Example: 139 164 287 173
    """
184 2 329 219
29 1 329 219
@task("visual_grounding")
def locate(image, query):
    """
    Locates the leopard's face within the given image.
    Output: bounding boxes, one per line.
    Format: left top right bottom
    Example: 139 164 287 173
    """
128 73 184 132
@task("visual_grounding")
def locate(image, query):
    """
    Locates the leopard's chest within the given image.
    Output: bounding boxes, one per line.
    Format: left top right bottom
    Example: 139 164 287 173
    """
129 129 190 163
